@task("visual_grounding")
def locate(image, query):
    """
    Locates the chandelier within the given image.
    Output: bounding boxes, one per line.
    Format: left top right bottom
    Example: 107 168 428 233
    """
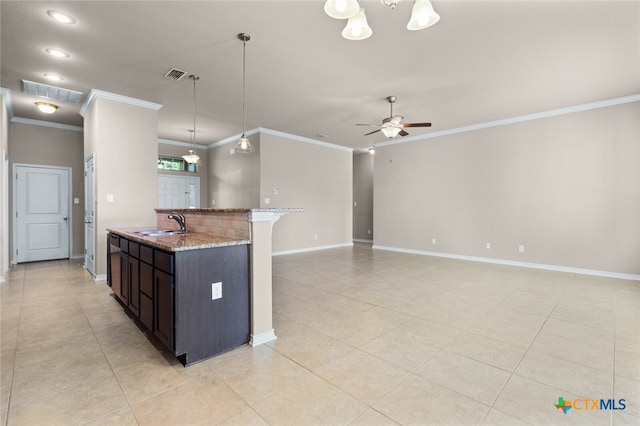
324 0 440 41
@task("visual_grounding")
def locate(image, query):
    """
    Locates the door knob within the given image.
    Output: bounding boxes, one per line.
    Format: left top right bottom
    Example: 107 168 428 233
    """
63 217 68 221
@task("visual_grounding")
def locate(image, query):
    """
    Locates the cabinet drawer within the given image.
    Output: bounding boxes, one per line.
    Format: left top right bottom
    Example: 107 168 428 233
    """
155 250 174 275
119 237 128 253
128 241 140 258
140 245 153 265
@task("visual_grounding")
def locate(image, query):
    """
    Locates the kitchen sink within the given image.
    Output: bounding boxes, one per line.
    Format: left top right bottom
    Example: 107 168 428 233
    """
133 229 189 237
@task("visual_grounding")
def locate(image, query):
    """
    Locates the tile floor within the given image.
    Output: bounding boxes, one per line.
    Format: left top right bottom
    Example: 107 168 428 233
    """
1 243 638 425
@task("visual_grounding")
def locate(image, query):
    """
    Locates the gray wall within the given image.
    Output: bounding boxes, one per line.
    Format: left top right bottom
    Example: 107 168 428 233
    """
8 122 85 259
207 134 260 208
374 101 640 275
353 152 374 241
259 132 353 253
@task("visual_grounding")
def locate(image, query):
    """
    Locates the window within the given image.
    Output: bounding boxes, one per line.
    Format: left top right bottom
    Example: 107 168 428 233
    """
157 155 197 173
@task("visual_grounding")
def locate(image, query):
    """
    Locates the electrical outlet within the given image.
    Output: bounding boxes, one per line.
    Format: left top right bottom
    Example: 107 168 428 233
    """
367 229 371 235
272 187 279 195
106 194 114 203
211 282 222 300
264 197 270 204
314 234 318 240
485 242 491 249
518 245 525 253
431 238 437 245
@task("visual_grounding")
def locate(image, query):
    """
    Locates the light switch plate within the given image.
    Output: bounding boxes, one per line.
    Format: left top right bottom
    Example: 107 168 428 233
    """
211 282 222 300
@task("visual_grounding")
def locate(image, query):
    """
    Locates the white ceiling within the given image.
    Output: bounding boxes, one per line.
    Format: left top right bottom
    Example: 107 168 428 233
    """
2 1 639 153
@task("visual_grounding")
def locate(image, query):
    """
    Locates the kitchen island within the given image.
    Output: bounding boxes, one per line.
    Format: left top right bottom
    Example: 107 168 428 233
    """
107 208 300 365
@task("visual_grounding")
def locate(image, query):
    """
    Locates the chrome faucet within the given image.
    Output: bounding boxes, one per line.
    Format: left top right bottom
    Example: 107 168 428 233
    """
168 212 186 232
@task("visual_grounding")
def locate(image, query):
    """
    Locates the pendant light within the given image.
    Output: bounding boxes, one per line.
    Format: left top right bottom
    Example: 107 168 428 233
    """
183 75 200 164
235 33 254 154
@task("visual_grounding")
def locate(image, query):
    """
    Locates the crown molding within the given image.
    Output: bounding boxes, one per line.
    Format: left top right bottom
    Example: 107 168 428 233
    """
11 116 83 132
208 127 353 153
0 88 14 120
376 93 640 148
158 138 208 149
80 89 163 117
259 127 353 152
207 128 260 149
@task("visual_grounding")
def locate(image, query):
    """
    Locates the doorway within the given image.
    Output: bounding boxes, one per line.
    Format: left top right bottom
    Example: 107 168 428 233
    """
13 164 71 263
158 175 200 209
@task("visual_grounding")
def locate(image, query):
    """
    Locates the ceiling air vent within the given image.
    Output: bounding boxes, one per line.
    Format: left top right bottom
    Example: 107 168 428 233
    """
21 80 82 104
163 68 188 81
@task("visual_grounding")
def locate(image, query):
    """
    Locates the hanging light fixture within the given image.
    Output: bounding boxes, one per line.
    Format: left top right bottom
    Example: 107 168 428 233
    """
182 75 200 164
342 8 373 41
407 0 440 30
324 0 440 40
235 33 254 154
324 0 360 19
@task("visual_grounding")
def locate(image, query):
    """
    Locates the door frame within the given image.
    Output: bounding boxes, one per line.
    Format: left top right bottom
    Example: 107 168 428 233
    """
85 154 95 276
12 163 73 264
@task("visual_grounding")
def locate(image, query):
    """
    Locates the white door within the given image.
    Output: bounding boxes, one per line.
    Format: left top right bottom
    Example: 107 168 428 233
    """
158 175 199 208
84 155 95 276
14 165 70 263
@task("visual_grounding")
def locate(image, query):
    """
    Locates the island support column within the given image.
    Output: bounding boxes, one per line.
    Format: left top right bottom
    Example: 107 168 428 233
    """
248 211 285 346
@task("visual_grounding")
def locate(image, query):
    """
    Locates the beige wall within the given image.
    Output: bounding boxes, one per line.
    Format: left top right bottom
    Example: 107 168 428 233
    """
0 93 7 279
85 97 158 276
259 132 353 253
374 102 640 276
207 134 260 208
353 152 374 241
8 123 85 259
158 142 208 207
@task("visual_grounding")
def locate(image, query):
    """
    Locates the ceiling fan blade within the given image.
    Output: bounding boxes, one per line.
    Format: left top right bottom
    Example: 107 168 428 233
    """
356 123 382 127
364 129 382 136
398 129 409 137
402 122 432 128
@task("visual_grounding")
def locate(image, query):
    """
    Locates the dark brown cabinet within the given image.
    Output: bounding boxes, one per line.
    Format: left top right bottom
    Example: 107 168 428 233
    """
107 231 250 366
154 269 173 349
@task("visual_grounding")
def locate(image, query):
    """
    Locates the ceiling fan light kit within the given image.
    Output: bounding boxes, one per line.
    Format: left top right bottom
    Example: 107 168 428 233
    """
357 95 431 138
324 0 439 40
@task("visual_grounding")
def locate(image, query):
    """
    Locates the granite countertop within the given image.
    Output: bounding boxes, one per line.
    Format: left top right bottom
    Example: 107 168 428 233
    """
108 227 250 252
154 208 304 213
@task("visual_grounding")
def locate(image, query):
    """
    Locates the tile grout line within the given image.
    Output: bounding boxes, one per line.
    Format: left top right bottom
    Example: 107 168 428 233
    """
3 263 27 426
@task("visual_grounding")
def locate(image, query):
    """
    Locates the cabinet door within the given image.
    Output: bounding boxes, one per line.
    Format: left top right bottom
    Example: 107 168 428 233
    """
139 261 153 298
154 269 173 350
128 256 140 316
118 252 129 304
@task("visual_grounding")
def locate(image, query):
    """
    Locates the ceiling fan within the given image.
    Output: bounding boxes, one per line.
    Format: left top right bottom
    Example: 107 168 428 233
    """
357 96 431 138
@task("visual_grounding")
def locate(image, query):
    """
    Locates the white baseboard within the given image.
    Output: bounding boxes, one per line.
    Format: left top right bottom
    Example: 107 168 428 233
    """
0 276 5 283
94 273 107 281
273 242 353 256
373 245 640 281
353 238 373 243
250 329 277 346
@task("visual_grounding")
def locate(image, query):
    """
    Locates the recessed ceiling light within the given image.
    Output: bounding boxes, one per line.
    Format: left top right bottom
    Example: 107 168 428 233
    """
47 10 76 24
43 73 64 82
45 48 70 59
35 102 58 114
